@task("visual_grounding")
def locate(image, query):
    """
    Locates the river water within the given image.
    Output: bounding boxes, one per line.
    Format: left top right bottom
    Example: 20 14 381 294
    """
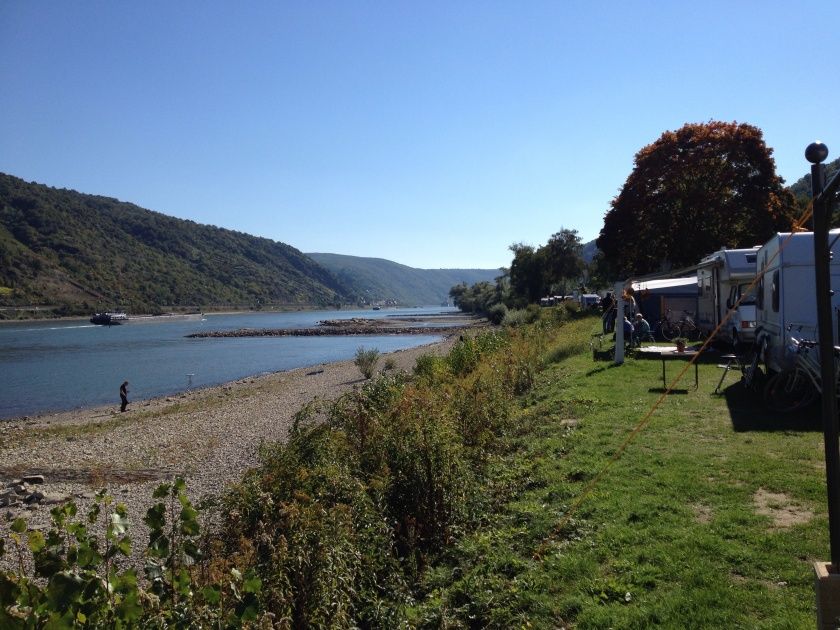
0 307 453 420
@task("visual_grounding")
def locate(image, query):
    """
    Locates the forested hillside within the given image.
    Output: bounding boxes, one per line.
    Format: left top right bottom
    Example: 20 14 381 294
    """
0 174 350 316
308 252 500 306
788 156 840 201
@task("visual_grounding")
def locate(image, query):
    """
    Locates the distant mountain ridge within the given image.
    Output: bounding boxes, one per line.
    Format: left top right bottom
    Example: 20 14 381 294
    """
0 173 349 315
787 156 840 200
0 173 501 317
307 252 500 306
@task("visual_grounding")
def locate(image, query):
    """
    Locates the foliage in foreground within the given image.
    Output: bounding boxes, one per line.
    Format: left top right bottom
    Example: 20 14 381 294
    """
0 480 265 628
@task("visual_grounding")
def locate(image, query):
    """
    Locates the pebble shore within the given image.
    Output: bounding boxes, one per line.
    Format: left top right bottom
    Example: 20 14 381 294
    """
0 337 456 569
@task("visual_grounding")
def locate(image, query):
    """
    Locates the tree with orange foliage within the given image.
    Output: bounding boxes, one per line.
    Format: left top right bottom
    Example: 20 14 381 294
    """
596 121 798 277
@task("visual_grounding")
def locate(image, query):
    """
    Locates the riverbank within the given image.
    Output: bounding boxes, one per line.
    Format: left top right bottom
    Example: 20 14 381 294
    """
0 336 457 566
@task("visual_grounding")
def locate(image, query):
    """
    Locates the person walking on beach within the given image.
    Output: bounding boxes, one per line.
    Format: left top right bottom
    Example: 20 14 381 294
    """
119 381 129 412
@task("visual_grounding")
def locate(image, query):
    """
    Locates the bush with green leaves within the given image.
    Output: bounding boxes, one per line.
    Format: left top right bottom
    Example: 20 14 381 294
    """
413 353 449 385
0 479 265 628
486 303 507 325
213 325 548 624
220 418 410 627
354 346 380 379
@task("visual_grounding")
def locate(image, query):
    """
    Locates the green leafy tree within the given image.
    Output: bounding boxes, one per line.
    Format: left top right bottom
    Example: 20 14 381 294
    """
596 121 798 277
449 281 501 315
543 229 584 294
507 243 544 307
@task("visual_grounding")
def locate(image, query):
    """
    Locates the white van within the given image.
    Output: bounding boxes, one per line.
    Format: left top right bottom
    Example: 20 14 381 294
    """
754 230 840 373
579 294 600 309
696 247 759 347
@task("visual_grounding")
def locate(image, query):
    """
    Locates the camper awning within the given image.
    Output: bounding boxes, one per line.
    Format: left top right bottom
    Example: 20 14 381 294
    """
631 276 697 291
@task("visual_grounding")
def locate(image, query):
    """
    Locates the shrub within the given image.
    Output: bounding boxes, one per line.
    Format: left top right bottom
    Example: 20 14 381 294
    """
354 346 380 379
448 337 481 376
525 303 542 323
487 303 508 325
502 308 527 327
222 426 407 627
413 353 448 384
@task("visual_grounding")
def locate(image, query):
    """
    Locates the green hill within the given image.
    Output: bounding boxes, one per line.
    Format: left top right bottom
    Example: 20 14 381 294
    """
0 173 350 316
788 156 840 201
307 252 500 306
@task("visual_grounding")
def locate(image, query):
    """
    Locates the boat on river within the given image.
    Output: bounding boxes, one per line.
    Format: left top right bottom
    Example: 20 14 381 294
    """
90 311 202 325
90 311 128 325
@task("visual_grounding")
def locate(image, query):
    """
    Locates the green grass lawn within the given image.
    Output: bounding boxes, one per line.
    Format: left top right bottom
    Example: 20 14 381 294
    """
417 315 827 628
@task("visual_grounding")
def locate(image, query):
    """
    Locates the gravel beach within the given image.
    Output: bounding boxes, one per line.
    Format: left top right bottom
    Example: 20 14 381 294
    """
0 336 457 568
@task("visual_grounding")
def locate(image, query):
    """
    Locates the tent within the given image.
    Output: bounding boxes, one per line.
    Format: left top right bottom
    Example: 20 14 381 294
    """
631 276 698 324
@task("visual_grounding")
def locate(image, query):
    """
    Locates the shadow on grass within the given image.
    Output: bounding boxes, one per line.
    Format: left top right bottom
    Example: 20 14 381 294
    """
549 342 590 364
591 349 615 362
722 381 822 432
647 387 690 395
585 363 623 376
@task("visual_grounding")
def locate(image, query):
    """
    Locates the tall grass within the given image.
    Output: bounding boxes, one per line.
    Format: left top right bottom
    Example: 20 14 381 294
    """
215 305 578 625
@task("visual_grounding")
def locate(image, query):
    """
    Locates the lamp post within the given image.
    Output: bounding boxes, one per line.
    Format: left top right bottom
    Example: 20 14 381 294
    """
806 142 840 573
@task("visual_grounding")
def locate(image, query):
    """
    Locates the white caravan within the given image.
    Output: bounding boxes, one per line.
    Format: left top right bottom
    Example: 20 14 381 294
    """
696 247 760 347
754 230 840 373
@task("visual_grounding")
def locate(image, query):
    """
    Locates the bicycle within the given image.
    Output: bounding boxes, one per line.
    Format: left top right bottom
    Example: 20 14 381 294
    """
656 309 701 341
762 338 840 413
676 310 702 341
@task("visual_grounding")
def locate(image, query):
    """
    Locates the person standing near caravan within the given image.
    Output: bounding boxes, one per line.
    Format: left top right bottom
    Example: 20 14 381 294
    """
622 287 637 318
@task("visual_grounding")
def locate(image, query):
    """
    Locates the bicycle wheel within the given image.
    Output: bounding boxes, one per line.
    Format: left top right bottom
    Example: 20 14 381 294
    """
660 321 680 341
763 368 817 413
683 323 702 341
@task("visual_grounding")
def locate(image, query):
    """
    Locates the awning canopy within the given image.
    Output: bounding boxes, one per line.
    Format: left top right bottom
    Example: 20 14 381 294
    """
631 276 697 292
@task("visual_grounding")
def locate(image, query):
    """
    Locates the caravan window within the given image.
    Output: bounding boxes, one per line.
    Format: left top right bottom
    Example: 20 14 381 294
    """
771 270 780 312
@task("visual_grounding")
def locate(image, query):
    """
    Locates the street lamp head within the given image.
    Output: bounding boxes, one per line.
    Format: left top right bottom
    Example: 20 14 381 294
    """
806 141 829 164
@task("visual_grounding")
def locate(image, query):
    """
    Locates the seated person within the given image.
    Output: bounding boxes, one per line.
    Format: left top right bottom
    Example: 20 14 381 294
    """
633 313 652 346
622 316 634 346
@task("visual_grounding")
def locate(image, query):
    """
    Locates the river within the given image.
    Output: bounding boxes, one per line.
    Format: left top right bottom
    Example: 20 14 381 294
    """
0 307 453 420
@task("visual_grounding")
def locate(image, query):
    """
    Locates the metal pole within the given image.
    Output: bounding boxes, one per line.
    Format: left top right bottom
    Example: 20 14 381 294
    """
806 141 840 571
614 281 625 364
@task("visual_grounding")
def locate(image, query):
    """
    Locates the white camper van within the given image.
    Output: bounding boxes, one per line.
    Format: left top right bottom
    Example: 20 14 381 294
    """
696 247 760 347
754 230 840 373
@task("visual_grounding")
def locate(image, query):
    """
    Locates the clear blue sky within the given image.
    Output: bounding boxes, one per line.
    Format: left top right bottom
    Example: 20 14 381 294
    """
2 2 838 270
